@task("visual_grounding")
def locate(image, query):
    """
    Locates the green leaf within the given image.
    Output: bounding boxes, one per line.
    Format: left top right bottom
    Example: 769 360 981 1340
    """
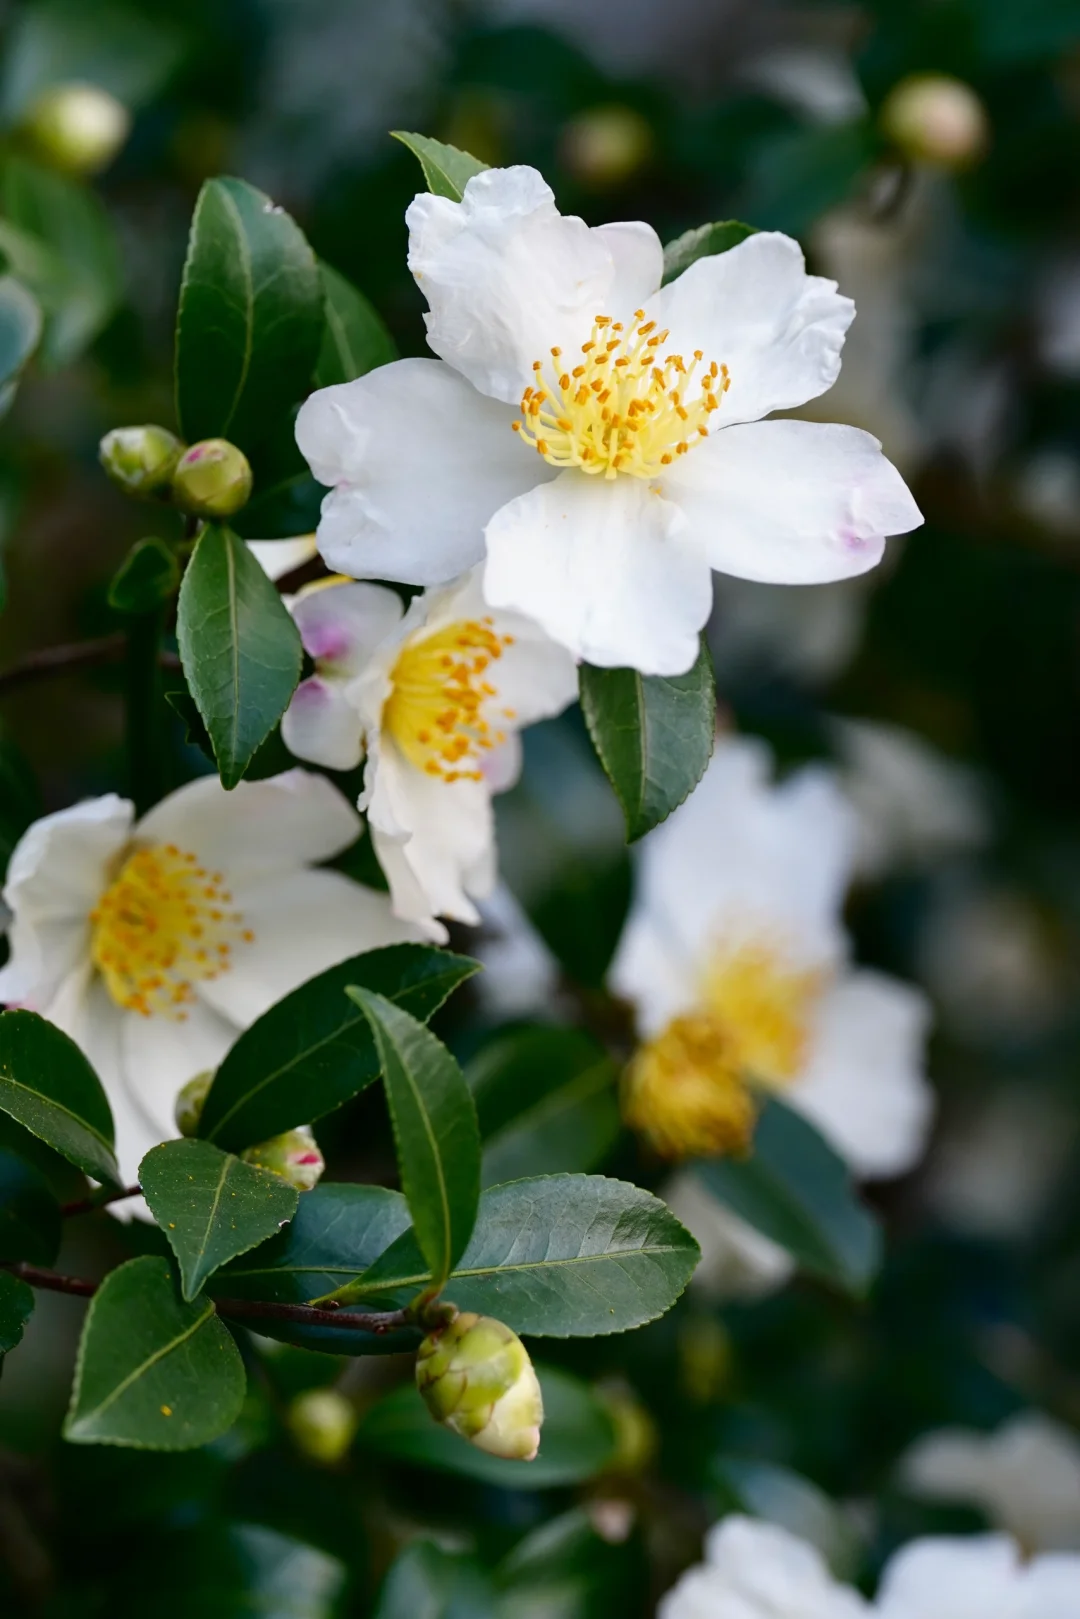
0 1268 34 1355
346 987 480 1289
64 1255 246 1449
579 637 715 842
231 417 323 540
496 1505 645 1617
107 536 180 614
0 0 185 117
0 1147 60 1264
695 1096 882 1295
132 1525 348 1619
0 1010 119 1186
332 1173 699 1335
744 122 878 238
391 131 489 201
375 1543 495 1619
468 1025 620 1187
176 521 302 790
199 944 477 1152
175 175 323 453
140 1138 298 1302
314 260 397 388
360 1364 616 1488
0 274 41 402
662 220 758 284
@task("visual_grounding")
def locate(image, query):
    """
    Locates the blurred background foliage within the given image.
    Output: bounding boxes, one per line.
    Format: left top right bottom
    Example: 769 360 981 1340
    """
2 0 1080 1613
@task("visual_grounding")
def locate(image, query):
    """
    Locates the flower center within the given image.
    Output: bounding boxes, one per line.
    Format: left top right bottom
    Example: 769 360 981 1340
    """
513 311 730 480
383 618 516 783
89 844 254 1019
622 943 822 1159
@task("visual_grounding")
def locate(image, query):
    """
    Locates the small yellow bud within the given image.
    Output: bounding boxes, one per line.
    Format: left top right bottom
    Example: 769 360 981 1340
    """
171 439 253 518
880 74 989 171
241 1126 325 1192
560 105 654 188
99 425 183 498
286 1388 358 1465
21 82 131 176
174 1071 214 1138
599 1382 658 1476
416 1311 543 1461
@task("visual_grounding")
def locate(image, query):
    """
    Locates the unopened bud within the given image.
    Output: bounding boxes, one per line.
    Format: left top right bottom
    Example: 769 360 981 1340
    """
21 82 131 176
99 425 183 498
416 1310 543 1461
174 1071 213 1137
600 1382 657 1475
560 104 653 188
286 1388 358 1464
242 1126 325 1191
880 74 989 171
171 439 253 518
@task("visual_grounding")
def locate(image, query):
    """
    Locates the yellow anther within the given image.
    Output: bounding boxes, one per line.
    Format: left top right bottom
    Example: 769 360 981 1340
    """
384 619 506 783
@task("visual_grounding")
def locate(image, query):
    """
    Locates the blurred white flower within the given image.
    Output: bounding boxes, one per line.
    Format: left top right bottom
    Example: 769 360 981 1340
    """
875 1533 1080 1617
297 165 921 677
0 771 415 1186
899 1414 1080 1553
472 882 562 1021
659 1515 869 1619
247 534 319 582
923 1088 1077 1241
280 568 577 940
663 1166 798 1297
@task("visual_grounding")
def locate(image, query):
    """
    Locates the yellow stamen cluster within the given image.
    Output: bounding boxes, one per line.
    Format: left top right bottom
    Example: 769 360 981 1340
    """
89 844 253 1019
622 943 822 1160
384 618 516 783
513 311 730 479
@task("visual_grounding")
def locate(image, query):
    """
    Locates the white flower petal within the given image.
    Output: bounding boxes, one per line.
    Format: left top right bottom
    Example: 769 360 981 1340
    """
654 231 855 425
119 995 238 1150
484 469 711 675
482 733 523 795
594 219 665 313
875 1535 1024 1617
296 358 544 584
136 770 360 884
794 969 934 1180
281 676 365 771
659 1516 869 1619
665 419 922 586
291 579 403 677
197 867 418 1027
407 165 635 404
663 1170 795 1301
247 534 319 582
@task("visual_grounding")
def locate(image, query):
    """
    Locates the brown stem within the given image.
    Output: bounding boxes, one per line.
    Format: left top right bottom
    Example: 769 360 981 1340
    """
60 1184 142 1218
0 636 180 697
5 1263 96 1299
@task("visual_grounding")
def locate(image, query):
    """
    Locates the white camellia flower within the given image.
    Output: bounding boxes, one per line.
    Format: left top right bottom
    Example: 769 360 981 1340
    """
295 165 922 677
659 1515 869 1619
609 734 933 1296
874 1533 1080 1618
279 569 578 940
247 533 319 581
0 770 415 1185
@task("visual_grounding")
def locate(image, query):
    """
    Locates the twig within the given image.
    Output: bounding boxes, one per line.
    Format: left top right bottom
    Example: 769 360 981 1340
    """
60 1184 142 1218
4 1263 96 1299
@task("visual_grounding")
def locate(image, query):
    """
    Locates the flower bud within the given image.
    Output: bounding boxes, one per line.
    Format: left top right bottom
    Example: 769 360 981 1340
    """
174 1071 213 1137
880 74 989 171
241 1126 325 1191
99 425 183 498
171 439 253 518
285 1388 358 1465
21 82 131 176
560 105 653 188
416 1310 543 1461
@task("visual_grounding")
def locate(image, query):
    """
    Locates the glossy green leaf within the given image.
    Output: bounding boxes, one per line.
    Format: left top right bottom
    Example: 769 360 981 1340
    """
661 220 758 283
314 260 396 388
579 638 716 842
175 175 323 453
0 1147 61 1264
107 536 180 614
391 131 489 201
495 1505 645 1618
0 274 41 402
375 1542 495 1619
0 1010 119 1186
695 1097 882 1296
360 1364 616 1488
134 1524 348 1619
199 944 477 1151
346 987 480 1288
140 1138 298 1301
332 1173 699 1335
176 521 302 790
0 1268 34 1355
64 1256 246 1449
468 1025 620 1187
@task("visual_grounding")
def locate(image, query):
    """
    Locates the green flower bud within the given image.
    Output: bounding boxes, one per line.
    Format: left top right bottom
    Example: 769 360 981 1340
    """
174 1071 213 1138
285 1388 358 1465
21 82 131 176
599 1382 657 1476
171 439 253 518
880 74 989 171
99 425 183 498
416 1311 543 1461
241 1126 325 1191
560 105 653 188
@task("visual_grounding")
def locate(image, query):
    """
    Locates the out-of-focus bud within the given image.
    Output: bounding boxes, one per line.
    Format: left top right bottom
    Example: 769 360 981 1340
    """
174 1071 213 1138
560 104 653 188
599 1381 658 1476
416 1310 543 1461
242 1126 325 1191
678 1314 733 1404
21 82 131 176
880 74 989 171
171 439 253 518
286 1388 358 1465
99 425 183 499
